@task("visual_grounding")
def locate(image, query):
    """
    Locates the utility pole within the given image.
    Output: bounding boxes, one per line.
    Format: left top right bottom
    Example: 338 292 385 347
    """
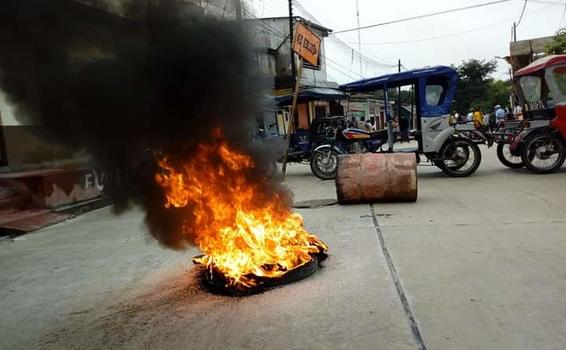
288 0 296 84
356 0 363 77
397 59 401 121
234 0 242 20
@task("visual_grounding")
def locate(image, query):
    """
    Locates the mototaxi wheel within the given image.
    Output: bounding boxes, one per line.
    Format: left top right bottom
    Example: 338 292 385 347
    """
496 142 524 169
310 148 340 180
436 138 482 177
521 132 566 174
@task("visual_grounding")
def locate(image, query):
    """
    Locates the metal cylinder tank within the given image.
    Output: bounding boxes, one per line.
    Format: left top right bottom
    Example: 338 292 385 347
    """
335 153 417 203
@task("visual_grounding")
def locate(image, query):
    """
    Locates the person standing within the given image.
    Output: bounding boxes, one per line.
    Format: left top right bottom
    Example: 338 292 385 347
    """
484 112 491 129
449 110 458 125
348 116 357 128
364 118 373 131
495 105 506 124
459 111 468 123
514 104 523 120
467 109 474 122
392 115 400 142
472 107 484 128
399 115 410 142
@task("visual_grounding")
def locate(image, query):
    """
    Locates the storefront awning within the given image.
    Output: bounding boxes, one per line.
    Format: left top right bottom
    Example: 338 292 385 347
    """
275 87 347 106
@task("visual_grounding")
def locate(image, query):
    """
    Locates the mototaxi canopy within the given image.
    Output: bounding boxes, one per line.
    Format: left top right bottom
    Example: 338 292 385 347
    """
516 55 566 77
339 66 458 118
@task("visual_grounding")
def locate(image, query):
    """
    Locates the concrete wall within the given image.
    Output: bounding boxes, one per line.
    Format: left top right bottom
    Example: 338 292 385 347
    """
254 17 329 88
0 91 79 171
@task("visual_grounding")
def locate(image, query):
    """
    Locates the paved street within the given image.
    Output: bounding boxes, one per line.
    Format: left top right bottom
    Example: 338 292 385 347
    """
1 146 566 350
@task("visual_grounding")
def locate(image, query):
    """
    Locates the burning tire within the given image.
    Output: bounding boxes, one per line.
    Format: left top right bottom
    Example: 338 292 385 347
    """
497 143 524 169
196 252 326 296
521 132 566 174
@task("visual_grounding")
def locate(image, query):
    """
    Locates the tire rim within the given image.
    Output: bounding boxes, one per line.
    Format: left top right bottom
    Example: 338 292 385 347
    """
527 135 562 171
442 141 476 172
315 151 337 173
501 144 522 165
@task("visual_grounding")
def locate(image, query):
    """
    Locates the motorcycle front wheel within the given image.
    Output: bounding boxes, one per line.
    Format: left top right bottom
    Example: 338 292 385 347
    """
310 148 340 180
521 132 566 174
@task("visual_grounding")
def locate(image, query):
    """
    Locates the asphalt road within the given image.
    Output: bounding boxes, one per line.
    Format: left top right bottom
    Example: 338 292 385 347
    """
1 145 565 350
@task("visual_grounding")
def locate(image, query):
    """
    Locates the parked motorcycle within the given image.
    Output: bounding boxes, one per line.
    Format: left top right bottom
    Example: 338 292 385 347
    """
310 120 388 180
511 55 566 174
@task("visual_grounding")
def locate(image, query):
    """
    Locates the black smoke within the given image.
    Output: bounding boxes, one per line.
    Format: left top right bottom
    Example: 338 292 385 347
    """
0 0 287 249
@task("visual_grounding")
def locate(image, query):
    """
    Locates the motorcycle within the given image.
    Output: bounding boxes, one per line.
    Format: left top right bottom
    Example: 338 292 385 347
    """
309 120 388 180
284 116 344 164
510 55 566 174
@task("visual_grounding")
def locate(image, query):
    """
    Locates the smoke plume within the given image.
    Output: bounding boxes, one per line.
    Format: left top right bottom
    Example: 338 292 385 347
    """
0 0 288 249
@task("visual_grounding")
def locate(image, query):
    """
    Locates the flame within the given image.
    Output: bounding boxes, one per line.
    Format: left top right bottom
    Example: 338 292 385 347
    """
154 138 327 289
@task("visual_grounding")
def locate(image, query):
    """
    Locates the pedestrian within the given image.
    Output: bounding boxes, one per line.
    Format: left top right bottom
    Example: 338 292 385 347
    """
483 112 491 129
449 110 458 125
399 115 410 142
392 115 399 141
506 108 514 121
472 107 483 128
467 109 474 122
364 118 373 131
495 105 505 124
348 116 357 128
514 104 523 120
459 111 467 123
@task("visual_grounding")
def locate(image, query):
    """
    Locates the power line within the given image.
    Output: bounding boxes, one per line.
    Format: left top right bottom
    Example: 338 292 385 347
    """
559 0 566 27
516 0 529 27
345 10 536 45
291 0 396 67
340 2 550 46
246 1 393 81
332 0 513 34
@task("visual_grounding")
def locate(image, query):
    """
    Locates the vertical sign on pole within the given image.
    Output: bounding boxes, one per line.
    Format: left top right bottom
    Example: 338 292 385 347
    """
281 23 321 177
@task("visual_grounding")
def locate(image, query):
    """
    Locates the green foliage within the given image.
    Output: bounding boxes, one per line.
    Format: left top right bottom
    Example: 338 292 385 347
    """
453 59 509 113
545 28 566 55
484 79 512 110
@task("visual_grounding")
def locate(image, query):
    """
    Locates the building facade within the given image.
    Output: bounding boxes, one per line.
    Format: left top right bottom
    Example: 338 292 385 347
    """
252 17 346 135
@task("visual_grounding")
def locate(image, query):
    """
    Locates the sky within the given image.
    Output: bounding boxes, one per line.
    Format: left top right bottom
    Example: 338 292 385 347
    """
246 0 566 84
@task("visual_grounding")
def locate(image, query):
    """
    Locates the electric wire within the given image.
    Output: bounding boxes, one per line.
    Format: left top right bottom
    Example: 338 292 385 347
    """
332 0 513 34
246 11 368 80
559 0 566 27
342 3 551 46
516 0 528 27
292 0 396 67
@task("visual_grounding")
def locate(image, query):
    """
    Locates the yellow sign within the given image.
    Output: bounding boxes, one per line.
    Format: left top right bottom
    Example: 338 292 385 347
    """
292 23 321 66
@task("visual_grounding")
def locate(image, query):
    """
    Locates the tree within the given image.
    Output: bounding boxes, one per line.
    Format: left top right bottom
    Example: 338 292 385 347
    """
545 28 566 55
453 59 498 113
484 79 512 110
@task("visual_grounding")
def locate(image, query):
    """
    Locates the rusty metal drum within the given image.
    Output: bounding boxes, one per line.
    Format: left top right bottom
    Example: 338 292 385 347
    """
335 153 417 203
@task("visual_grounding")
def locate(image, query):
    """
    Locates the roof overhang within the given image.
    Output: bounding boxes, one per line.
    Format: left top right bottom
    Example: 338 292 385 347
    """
275 87 346 106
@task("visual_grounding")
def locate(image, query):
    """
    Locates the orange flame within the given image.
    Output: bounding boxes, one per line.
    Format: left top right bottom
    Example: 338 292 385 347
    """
154 139 327 288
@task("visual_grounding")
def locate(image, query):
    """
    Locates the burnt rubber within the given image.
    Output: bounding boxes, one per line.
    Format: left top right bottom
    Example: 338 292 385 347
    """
196 253 326 297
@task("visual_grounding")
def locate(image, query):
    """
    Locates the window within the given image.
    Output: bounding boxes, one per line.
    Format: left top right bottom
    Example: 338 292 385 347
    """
519 76 542 103
546 65 566 104
425 85 444 106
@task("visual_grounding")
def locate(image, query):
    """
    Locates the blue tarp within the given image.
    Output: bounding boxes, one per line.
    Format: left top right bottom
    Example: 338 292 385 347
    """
339 66 458 118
